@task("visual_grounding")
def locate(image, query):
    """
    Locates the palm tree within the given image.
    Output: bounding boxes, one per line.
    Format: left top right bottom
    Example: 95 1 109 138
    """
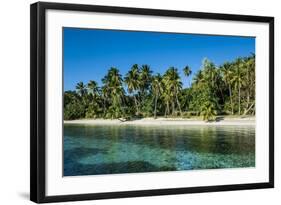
221 62 234 114
231 58 244 115
243 54 255 115
162 89 171 117
163 67 182 116
75 82 87 97
202 58 217 89
139 64 152 95
124 64 140 114
193 70 204 85
101 85 109 116
64 54 255 121
151 73 163 118
85 80 101 118
183 65 192 87
137 65 153 113
101 73 111 115
102 67 125 119
87 80 99 98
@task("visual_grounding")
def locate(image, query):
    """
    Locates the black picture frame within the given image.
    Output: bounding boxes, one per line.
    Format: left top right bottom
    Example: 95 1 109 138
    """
30 1 274 203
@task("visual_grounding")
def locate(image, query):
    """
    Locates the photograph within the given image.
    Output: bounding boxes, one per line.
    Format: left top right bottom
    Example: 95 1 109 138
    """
63 27 256 176
29 2 274 203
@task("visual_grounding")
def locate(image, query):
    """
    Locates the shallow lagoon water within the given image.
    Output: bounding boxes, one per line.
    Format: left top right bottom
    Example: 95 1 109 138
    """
64 124 255 176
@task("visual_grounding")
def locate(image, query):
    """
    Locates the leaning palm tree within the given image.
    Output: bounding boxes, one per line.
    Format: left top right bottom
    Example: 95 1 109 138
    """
151 73 163 118
75 81 87 97
124 64 140 114
242 54 255 115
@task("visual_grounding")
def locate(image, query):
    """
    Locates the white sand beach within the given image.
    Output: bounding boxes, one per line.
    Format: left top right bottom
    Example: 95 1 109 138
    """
64 116 255 126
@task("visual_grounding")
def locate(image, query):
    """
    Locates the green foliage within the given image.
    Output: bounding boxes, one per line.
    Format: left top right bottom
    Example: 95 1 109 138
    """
141 96 154 117
200 101 217 121
64 101 85 120
64 54 255 121
162 67 183 116
85 101 102 119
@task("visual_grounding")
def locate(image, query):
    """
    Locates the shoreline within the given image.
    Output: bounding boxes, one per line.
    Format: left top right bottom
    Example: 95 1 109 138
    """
64 116 255 126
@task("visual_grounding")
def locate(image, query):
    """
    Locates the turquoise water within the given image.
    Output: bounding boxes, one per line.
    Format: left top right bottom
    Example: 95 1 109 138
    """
64 124 255 176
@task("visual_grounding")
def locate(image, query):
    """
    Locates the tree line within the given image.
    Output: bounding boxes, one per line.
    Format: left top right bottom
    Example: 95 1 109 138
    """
64 54 255 121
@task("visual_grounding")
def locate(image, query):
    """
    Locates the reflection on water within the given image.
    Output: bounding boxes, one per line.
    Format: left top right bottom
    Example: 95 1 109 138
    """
64 124 255 176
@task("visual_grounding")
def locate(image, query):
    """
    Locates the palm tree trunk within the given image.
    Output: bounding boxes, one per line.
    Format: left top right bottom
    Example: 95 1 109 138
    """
246 67 250 109
243 102 255 115
154 93 158 119
176 93 182 116
165 102 170 117
246 90 250 110
133 95 139 114
219 86 224 103
238 84 241 115
172 101 175 116
229 84 234 115
103 97 106 116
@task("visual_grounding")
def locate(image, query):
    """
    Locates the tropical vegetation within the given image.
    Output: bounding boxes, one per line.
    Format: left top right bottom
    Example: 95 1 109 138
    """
64 54 255 121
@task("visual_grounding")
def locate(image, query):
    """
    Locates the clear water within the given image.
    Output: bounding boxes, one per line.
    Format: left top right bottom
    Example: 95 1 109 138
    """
64 124 255 176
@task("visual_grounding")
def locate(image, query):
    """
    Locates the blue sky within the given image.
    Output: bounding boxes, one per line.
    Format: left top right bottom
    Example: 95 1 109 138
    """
63 27 255 91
